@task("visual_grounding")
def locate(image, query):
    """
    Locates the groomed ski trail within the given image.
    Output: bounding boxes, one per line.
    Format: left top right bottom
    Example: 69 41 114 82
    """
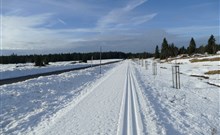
30 60 162 135
117 63 143 135
117 62 162 135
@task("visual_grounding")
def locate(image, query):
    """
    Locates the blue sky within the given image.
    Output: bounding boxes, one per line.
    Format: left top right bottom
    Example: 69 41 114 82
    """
1 0 219 54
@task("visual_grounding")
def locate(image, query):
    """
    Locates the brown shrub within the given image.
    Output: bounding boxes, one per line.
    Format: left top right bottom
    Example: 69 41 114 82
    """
190 57 220 63
204 70 220 75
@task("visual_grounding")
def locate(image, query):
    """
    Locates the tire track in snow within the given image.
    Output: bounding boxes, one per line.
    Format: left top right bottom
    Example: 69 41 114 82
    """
117 63 143 135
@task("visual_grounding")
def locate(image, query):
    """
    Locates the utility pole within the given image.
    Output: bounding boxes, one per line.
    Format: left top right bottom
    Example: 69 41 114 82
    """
100 46 102 74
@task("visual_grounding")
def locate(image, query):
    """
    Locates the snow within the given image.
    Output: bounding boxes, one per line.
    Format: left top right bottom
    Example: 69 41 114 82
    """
0 59 121 80
168 56 220 86
0 62 120 134
40 61 127 135
0 58 219 135
136 59 219 134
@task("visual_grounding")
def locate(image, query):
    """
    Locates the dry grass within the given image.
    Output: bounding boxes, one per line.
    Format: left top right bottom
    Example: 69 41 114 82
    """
204 70 220 75
190 57 220 63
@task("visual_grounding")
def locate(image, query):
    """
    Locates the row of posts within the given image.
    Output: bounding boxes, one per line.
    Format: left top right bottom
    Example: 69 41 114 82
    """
136 58 180 89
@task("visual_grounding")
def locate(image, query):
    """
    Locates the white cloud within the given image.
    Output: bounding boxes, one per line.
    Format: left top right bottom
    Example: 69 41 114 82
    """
96 0 156 28
2 12 194 54
2 14 76 50
1 13 165 53
124 0 147 11
130 13 157 25
2 0 160 53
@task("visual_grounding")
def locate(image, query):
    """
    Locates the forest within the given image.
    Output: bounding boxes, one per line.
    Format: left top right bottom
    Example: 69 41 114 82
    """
0 35 219 66
0 51 153 66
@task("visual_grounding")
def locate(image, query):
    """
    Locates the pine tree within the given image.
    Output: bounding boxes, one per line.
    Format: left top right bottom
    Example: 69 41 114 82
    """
160 38 169 59
154 45 160 58
206 35 217 54
187 37 196 55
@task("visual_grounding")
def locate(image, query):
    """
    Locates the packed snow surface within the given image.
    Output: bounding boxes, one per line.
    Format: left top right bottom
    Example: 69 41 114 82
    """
0 59 219 135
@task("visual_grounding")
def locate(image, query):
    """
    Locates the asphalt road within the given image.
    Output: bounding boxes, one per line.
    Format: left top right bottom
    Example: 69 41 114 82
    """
0 60 122 86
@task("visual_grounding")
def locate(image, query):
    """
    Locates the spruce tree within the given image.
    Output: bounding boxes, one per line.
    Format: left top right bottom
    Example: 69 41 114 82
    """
170 43 178 57
187 37 196 55
154 45 160 58
160 38 169 59
178 46 187 54
206 35 217 54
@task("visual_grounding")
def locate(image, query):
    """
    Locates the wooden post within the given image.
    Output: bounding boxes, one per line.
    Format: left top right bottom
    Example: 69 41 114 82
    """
172 64 180 89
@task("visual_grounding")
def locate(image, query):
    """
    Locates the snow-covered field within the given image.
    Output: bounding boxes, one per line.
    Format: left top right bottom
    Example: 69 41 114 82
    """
0 57 219 135
139 58 219 134
0 59 121 79
168 55 220 86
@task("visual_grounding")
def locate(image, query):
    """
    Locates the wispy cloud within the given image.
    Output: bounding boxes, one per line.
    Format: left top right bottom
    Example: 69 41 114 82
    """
124 0 147 11
1 12 169 53
57 18 66 25
97 0 156 28
131 13 157 25
2 14 76 50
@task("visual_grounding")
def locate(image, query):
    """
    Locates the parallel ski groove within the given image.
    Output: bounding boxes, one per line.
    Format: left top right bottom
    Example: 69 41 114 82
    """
129 70 140 135
122 71 129 135
118 63 142 135
116 63 129 135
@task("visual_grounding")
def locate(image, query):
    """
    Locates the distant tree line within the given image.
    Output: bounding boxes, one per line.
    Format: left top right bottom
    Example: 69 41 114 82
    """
155 35 220 59
1 35 218 65
0 51 153 66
